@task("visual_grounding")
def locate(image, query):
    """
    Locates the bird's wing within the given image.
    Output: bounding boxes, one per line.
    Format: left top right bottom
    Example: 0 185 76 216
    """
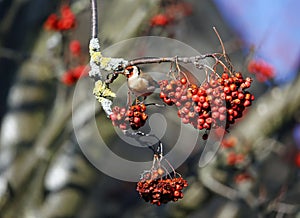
143 73 159 88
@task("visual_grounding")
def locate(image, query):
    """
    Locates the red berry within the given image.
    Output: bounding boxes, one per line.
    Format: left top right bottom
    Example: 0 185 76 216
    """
212 112 220 119
198 118 205 125
175 101 182 107
203 112 210 118
44 14 58 30
173 191 180 197
243 100 251 107
219 114 226 121
175 86 182 92
180 77 187 85
227 152 236 165
222 73 229 79
166 84 173 91
160 92 166 99
192 95 199 102
224 86 230 94
218 106 227 114
230 84 237 91
232 99 241 105
231 91 238 98
61 71 75 86
199 96 206 103
235 72 243 79
69 40 81 56
221 137 237 148
118 124 126 129
203 122 210 129
56 6 76 31
110 114 117 121
206 117 212 124
127 110 133 117
180 95 188 102
190 88 198 95
220 92 226 100
235 154 245 164
194 106 201 113
140 104 147 112
164 97 173 105
238 93 245 100
73 65 87 79
244 81 251 88
202 101 209 109
182 117 190 124
197 88 206 96
175 92 182 99
295 152 300 167
133 117 140 124
150 14 169 27
235 173 251 184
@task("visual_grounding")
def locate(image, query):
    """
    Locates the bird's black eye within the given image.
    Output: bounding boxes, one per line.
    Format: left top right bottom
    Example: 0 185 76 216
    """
126 67 133 73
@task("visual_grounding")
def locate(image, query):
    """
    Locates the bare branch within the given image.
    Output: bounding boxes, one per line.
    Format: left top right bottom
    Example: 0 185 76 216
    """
90 0 98 39
128 55 208 67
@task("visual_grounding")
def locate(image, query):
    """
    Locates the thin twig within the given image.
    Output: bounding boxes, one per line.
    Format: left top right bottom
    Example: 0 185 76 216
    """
90 0 98 38
213 27 234 72
213 27 226 58
105 72 119 84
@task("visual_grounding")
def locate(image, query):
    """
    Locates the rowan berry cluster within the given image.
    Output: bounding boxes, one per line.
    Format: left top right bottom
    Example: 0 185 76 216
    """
150 1 192 27
44 5 76 31
127 104 148 130
61 40 87 86
61 65 87 86
69 40 81 56
219 137 253 185
220 137 247 167
44 5 87 86
226 152 245 166
234 173 252 184
137 171 188 206
158 72 254 133
248 59 274 82
110 104 148 130
221 136 237 148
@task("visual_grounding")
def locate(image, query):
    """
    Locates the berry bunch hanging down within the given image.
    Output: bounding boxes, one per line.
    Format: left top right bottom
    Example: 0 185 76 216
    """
137 173 188 206
136 153 188 206
158 70 254 133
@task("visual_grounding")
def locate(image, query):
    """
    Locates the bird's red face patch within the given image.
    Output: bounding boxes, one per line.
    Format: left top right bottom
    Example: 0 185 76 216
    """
125 66 134 78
